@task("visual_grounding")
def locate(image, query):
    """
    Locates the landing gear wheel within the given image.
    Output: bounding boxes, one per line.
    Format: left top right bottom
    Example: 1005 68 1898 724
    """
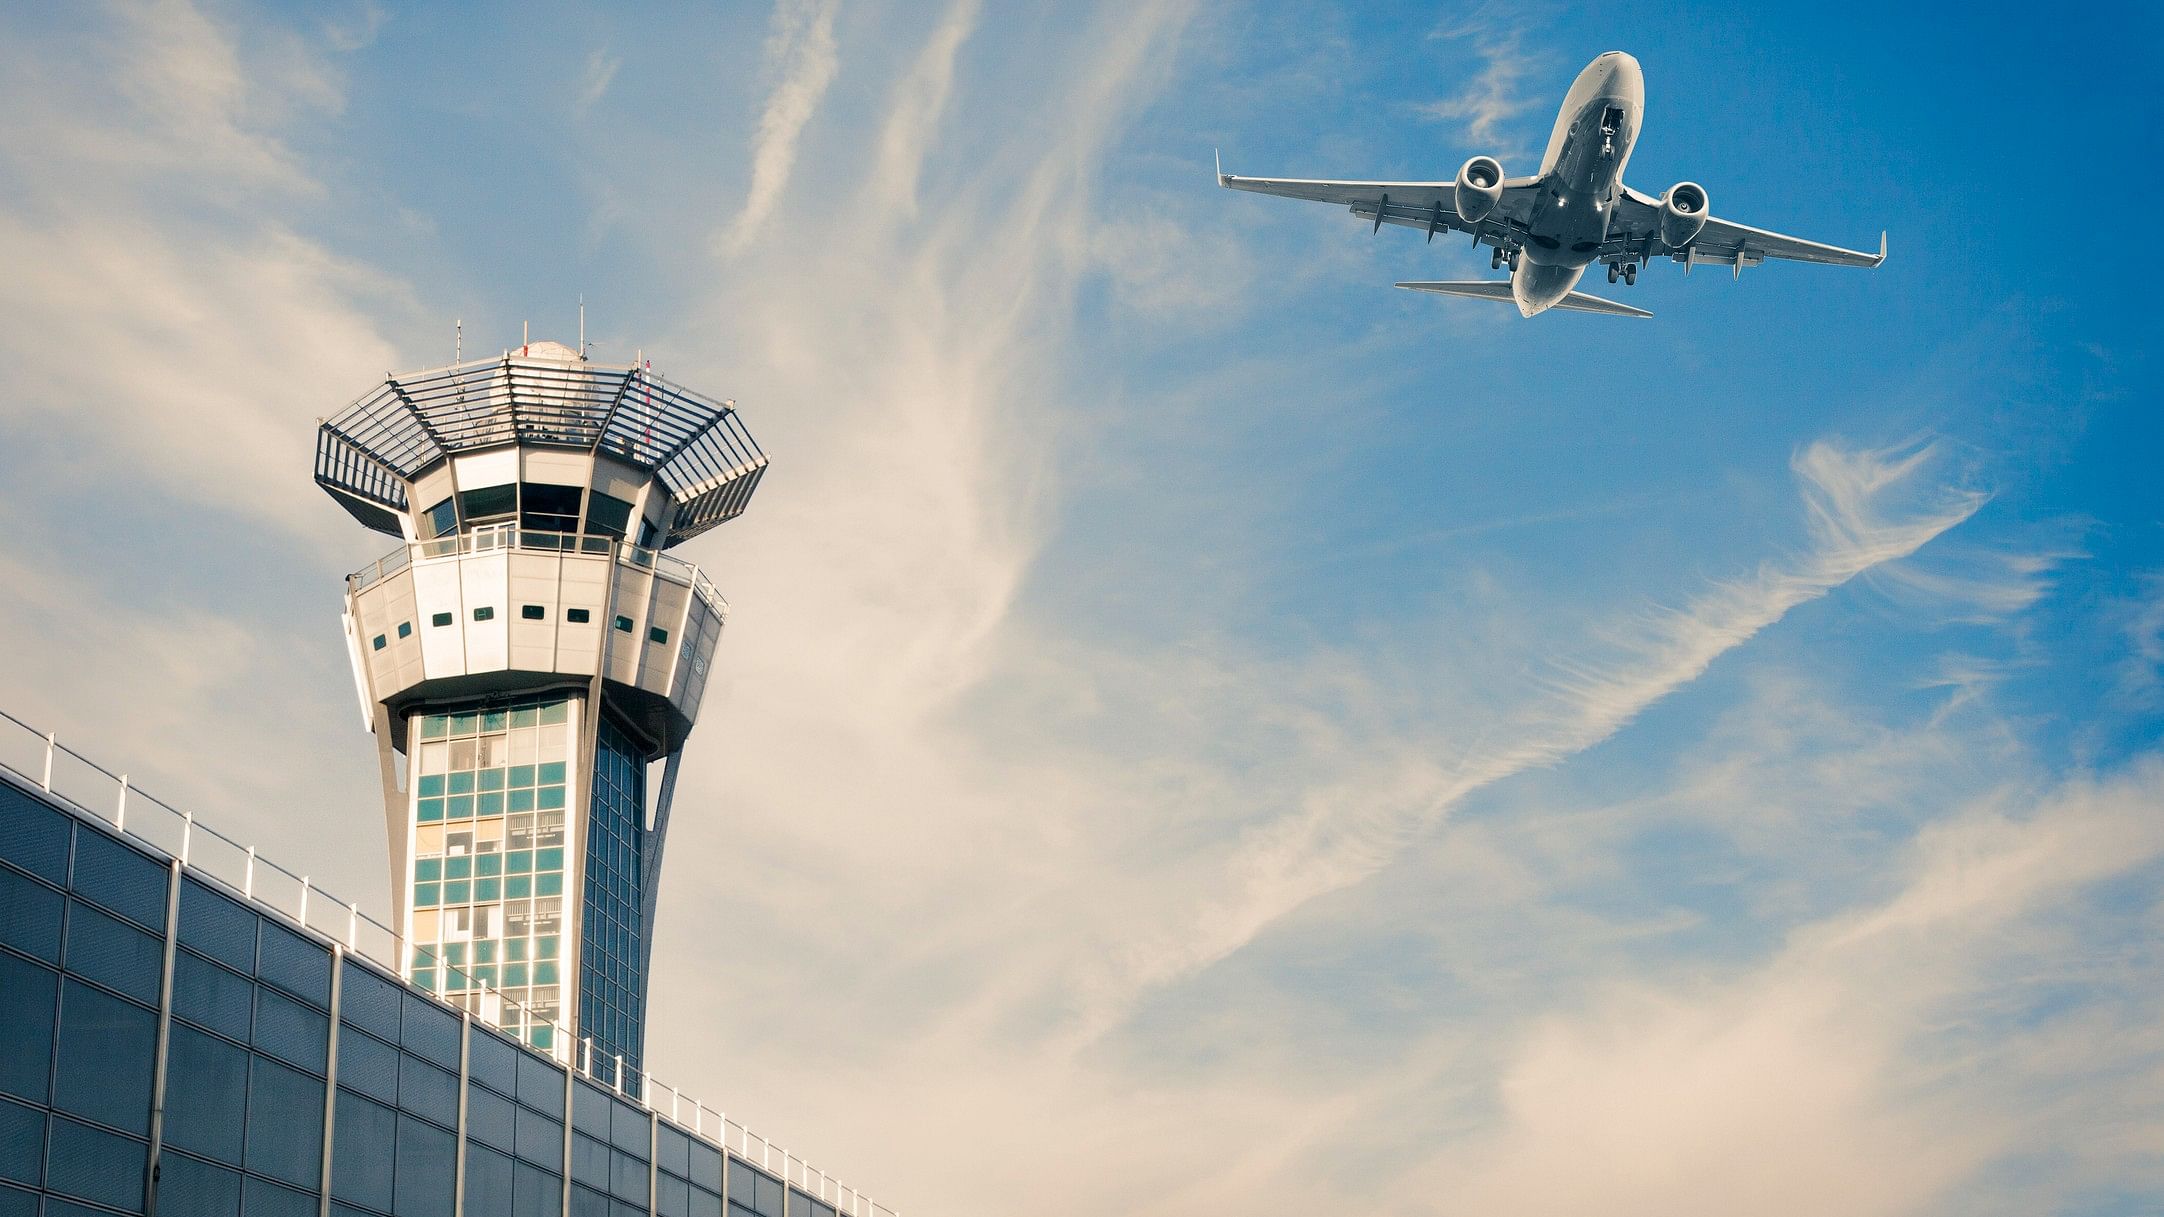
1607 263 1619 284
1507 249 1520 271
1623 264 1637 286
1490 249 1503 271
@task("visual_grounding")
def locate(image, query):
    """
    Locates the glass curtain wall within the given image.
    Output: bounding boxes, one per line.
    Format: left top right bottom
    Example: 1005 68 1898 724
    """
405 697 577 1051
581 716 648 1084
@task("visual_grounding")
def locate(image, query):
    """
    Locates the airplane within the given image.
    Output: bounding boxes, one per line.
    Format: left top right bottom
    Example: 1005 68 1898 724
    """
1216 51 1886 318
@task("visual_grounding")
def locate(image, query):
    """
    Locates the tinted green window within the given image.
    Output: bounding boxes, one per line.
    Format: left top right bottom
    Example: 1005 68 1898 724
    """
536 874 562 897
584 492 634 539
475 879 501 902
509 766 535 788
537 788 564 811
415 859 442 882
521 605 546 620
460 484 517 523
418 799 444 822
507 789 535 813
448 772 475 795
473 606 495 622
538 763 566 785
478 769 505 792
444 881 470 904
432 612 453 627
613 616 634 633
565 609 591 624
504 876 531 900
398 621 413 639
477 793 503 817
372 634 387 651
648 626 668 644
414 883 439 907
424 498 458 538
418 775 444 797
445 857 471 881
476 855 502 878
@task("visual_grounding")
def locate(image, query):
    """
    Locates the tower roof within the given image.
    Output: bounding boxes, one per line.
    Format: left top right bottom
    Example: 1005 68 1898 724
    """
316 345 767 547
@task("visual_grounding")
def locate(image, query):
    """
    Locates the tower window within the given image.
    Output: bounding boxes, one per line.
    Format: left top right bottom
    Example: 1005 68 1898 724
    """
521 605 546 620
397 621 412 639
432 612 454 627
458 484 517 525
648 627 668 645
473 606 495 622
566 609 591 624
613 616 633 633
372 634 387 651
423 497 458 538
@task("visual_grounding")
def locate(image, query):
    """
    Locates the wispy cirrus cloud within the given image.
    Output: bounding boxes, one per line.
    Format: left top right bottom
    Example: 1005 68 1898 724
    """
1419 17 1543 157
718 0 843 255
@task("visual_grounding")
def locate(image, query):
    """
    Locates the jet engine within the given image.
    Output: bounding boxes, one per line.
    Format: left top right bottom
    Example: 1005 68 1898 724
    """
1454 156 1504 224
1660 182 1710 248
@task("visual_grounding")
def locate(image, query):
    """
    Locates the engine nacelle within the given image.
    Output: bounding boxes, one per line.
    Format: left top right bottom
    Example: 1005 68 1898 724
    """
1660 182 1710 248
1454 156 1504 225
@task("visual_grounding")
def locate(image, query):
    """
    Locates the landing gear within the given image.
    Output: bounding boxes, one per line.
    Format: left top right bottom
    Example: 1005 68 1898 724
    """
1490 247 1504 271
1623 263 1637 286
1507 248 1520 271
1607 263 1619 284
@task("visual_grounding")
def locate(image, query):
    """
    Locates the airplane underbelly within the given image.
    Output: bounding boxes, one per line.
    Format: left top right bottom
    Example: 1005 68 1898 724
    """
1511 263 1585 317
1521 200 1609 270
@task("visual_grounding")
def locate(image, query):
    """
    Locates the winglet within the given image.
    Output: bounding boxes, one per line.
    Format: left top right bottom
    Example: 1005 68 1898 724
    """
1875 230 1888 267
1215 147 1227 186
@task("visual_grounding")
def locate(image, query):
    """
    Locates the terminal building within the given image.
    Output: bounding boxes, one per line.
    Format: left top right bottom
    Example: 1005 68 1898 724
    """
0 342 894 1217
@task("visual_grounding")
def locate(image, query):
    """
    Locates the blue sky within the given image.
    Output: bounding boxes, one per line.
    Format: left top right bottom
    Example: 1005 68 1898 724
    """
1 2 2160 1214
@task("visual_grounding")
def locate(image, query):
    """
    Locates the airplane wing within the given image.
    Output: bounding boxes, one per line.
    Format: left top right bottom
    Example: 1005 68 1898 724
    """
1605 186 1886 274
1217 164 1542 249
1396 280 1653 319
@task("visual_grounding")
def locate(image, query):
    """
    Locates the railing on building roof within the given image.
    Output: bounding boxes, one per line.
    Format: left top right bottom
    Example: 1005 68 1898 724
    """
347 523 728 621
0 706 892 1217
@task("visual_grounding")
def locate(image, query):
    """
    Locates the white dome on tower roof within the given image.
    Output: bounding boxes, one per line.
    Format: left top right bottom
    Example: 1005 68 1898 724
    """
519 339 582 361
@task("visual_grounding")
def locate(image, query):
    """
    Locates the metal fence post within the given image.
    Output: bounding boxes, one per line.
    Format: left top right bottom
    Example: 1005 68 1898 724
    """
41 731 54 791
116 774 129 830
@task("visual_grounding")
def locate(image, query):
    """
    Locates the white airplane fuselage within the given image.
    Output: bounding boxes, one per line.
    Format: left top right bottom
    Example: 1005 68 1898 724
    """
1510 52 1645 316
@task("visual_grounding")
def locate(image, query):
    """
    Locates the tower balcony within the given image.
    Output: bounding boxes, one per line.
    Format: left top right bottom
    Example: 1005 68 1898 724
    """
343 523 726 755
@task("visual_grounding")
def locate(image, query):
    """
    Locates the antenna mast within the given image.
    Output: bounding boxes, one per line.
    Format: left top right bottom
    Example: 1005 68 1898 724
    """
579 295 587 360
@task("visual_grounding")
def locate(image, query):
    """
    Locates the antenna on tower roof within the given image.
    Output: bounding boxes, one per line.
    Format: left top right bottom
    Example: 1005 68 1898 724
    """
522 320 529 357
579 295 587 360
455 319 462 365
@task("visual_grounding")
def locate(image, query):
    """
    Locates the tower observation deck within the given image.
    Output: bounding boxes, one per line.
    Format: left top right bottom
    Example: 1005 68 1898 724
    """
317 339 766 1084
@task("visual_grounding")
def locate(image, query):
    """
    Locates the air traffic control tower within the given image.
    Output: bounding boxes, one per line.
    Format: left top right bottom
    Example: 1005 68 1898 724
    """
314 339 766 1087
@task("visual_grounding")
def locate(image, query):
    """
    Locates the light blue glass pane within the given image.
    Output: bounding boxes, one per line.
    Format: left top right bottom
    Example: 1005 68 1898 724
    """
69 829 166 930
418 800 445 823
482 710 508 732
0 955 56 1104
612 1149 648 1204
476 879 501 902
0 789 70 882
447 796 474 820
508 789 536 813
448 772 475 795
538 762 567 785
415 858 442 882
538 787 565 811
45 1116 146 1213
511 707 539 729
0 1097 43 1186
330 1089 394 1212
537 848 564 872
153 1149 240 1217
657 1174 689 1217
509 765 536 789
464 1142 515 1217
539 703 567 726
339 960 401 1041
400 1054 459 1127
64 901 162 1004
537 873 562 897
467 1084 516 1151
401 992 460 1068
516 1163 563 1215
478 792 504 817
54 980 155 1136
242 1174 317 1217
690 1186 721 1217
478 769 505 793
243 1055 324 1188
445 857 471 880
336 1026 398 1104
161 1024 247 1165
418 774 444 797
0 866 63 962
178 879 256 974
571 1132 609 1188
252 988 329 1074
445 880 471 903
257 923 331 1008
394 1113 457 1217
173 951 252 1042
414 882 440 908
419 716 448 740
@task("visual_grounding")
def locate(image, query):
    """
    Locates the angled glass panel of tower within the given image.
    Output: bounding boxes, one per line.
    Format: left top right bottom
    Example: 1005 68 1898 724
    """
325 342 762 1099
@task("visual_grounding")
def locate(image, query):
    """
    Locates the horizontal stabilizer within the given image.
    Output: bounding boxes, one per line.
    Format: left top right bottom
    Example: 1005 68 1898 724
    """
1395 280 1653 319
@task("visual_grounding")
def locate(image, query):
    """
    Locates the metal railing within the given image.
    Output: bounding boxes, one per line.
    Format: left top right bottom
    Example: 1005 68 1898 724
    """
346 523 727 620
0 706 892 1217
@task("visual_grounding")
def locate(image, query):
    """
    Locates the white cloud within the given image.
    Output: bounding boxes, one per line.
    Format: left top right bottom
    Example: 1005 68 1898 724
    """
717 0 843 255
1419 19 1541 157
577 46 623 113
